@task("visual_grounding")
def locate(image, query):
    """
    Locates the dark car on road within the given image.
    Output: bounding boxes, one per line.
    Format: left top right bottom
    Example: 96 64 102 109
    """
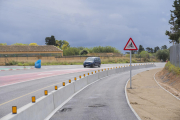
83 57 101 68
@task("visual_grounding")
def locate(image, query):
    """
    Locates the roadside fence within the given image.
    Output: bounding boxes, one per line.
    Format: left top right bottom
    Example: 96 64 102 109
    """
170 44 180 67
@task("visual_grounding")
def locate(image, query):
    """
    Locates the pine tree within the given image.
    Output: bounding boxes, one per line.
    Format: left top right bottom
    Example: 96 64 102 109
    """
138 45 145 54
165 0 180 44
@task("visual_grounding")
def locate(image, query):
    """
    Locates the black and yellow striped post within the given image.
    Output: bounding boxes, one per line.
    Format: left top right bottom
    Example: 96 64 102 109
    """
62 82 65 86
12 106 17 114
44 90 48 95
55 86 58 90
32 96 36 103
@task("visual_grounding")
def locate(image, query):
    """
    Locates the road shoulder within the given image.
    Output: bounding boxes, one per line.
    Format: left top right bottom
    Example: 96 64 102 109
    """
126 68 180 120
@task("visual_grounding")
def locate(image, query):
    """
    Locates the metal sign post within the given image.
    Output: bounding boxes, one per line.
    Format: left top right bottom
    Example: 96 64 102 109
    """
123 38 138 89
130 50 132 89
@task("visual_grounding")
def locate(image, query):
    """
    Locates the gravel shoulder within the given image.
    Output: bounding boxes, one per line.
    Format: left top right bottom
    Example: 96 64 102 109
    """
126 68 180 120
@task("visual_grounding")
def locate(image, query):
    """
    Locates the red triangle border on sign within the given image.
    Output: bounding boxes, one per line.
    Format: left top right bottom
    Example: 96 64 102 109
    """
123 38 138 50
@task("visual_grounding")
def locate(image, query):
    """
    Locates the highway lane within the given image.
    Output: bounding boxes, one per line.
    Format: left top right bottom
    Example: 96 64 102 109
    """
0 63 133 118
0 63 164 119
50 63 165 120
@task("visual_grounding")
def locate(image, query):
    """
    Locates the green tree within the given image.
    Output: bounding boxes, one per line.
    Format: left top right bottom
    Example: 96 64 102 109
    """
80 49 89 55
165 0 180 44
146 47 153 53
161 45 168 50
45 35 56 45
138 45 145 54
63 47 81 56
154 46 160 53
156 49 170 61
140 51 150 61
0 43 7 46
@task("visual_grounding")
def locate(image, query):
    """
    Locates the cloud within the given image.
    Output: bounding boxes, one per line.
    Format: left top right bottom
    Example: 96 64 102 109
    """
0 0 174 53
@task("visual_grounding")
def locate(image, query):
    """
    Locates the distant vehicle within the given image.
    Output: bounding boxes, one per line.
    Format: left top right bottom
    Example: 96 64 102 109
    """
83 57 101 68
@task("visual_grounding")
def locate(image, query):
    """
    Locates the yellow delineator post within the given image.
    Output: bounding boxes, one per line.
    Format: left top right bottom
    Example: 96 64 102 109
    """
84 74 85 77
44 90 48 95
88 73 89 75
98 70 100 72
105 69 106 71
79 75 81 79
32 96 36 103
102 69 103 71
69 79 71 83
12 106 17 114
108 68 109 70
62 82 65 86
55 86 58 90
74 77 76 81
95 71 96 73
91 72 93 74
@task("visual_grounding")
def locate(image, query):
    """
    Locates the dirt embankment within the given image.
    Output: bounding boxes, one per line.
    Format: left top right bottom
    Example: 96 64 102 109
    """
127 68 180 120
156 68 180 97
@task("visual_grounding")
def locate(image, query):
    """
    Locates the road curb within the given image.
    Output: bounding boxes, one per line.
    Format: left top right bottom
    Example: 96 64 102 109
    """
125 77 142 120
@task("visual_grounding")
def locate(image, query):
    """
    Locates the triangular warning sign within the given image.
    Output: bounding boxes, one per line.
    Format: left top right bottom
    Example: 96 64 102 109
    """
124 38 138 50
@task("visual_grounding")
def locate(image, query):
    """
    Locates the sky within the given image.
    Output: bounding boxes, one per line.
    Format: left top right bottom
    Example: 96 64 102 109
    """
0 0 174 53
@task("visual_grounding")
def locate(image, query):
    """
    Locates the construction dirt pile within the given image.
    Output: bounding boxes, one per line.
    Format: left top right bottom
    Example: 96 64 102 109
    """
127 68 180 120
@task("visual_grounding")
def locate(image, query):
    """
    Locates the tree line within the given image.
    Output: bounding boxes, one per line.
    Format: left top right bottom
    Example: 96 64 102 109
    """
165 0 180 44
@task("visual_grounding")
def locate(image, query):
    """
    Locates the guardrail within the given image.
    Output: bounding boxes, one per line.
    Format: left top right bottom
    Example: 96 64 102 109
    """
1 63 155 120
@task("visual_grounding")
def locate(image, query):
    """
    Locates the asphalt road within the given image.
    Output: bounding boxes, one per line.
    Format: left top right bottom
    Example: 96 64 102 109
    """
0 63 165 119
50 63 165 120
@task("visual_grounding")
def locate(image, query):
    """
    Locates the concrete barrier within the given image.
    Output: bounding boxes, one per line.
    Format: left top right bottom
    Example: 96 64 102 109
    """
98 71 107 79
74 77 88 92
87 73 99 84
53 83 75 109
1 93 54 120
107 69 116 76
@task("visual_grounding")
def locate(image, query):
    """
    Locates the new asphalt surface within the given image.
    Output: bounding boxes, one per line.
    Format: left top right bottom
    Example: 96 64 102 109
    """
0 63 165 119
49 63 165 120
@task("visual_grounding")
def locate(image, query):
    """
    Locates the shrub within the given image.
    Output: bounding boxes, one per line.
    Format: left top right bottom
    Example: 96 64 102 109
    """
156 49 169 61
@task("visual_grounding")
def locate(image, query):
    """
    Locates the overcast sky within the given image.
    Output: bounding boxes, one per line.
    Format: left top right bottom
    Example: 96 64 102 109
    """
0 0 174 53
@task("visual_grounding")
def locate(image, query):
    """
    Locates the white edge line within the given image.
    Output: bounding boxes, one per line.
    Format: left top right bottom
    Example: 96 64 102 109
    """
125 76 142 120
154 71 180 101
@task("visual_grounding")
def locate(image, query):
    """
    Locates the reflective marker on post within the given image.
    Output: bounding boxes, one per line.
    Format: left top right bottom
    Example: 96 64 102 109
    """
91 72 93 74
74 77 76 81
12 106 17 114
69 79 71 83
79 75 81 79
88 73 89 75
44 90 48 95
32 96 36 103
55 86 58 90
62 82 65 86
84 74 85 77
